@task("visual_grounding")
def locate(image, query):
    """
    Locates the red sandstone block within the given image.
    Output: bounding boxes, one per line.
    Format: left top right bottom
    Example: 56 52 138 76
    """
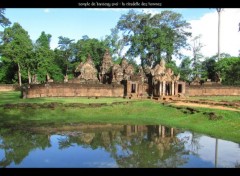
40 94 46 97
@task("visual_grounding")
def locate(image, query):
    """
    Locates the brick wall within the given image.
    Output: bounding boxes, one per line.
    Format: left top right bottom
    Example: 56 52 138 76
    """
22 83 124 98
186 85 240 96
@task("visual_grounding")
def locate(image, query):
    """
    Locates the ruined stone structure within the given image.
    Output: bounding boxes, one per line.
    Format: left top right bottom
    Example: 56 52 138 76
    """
72 54 98 84
121 57 135 81
112 64 124 84
46 73 53 83
151 59 184 98
99 49 114 84
22 83 124 98
0 84 19 92
21 50 187 99
185 85 240 96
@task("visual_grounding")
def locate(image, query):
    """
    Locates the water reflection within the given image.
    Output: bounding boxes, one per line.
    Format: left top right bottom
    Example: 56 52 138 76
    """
0 124 239 168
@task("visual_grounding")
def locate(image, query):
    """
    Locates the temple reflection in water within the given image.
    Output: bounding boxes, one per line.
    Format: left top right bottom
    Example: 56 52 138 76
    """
0 124 239 168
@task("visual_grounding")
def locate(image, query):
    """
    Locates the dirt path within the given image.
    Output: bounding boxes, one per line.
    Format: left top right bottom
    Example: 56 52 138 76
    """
171 102 240 112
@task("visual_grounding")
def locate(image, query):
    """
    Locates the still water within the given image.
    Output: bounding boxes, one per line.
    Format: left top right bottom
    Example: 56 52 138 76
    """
0 124 239 168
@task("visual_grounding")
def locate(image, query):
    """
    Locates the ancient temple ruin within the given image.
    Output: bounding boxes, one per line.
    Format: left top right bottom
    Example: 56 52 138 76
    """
100 49 114 84
151 59 185 98
22 49 186 99
72 54 98 84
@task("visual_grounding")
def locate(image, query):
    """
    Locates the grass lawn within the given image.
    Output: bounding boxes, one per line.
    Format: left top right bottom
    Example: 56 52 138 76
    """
0 91 240 143
0 91 134 105
189 95 240 102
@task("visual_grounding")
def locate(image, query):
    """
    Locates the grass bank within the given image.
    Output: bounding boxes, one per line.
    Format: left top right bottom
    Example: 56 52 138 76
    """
189 95 240 102
0 91 133 105
0 91 240 143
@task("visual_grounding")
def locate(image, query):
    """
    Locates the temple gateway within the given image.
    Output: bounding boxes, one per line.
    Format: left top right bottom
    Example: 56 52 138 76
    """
22 49 185 99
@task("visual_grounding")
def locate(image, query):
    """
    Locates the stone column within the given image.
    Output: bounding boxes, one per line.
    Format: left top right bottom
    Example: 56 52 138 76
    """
158 125 161 136
136 83 138 94
171 128 174 137
161 126 165 138
182 82 186 94
169 83 171 95
175 82 178 95
159 82 162 96
172 81 175 96
163 81 166 96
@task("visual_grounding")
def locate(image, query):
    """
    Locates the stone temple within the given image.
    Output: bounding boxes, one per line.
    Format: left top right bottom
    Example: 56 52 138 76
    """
22 49 185 99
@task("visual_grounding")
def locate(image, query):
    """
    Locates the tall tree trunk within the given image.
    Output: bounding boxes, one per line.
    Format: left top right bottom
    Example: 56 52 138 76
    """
66 62 68 77
18 62 22 87
28 68 31 84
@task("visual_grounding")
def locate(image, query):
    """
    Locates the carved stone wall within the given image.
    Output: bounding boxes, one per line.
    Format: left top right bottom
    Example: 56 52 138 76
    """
121 58 134 81
22 83 124 98
151 59 180 97
186 85 240 96
74 54 98 83
112 64 123 84
100 49 114 84
0 84 19 91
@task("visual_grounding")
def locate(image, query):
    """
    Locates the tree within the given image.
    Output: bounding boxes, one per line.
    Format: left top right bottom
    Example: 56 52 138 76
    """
179 57 192 82
57 36 75 77
116 10 191 68
166 60 180 75
201 57 216 81
0 8 11 28
191 35 204 79
215 57 240 85
216 8 223 61
74 37 109 71
0 8 11 45
33 32 62 83
104 27 126 61
226 60 240 85
1 23 33 86
0 9 11 83
208 53 231 61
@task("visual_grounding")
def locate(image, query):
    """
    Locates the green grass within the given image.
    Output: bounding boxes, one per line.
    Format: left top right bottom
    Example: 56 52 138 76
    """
0 91 240 143
0 91 133 105
189 96 240 102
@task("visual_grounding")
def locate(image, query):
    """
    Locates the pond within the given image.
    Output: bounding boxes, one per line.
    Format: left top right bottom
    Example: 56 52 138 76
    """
0 124 239 168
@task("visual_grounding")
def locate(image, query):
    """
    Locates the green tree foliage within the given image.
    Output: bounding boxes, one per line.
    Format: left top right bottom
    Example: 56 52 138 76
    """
57 36 75 77
166 60 180 75
116 10 191 67
209 53 232 61
226 60 240 85
0 61 18 84
0 9 11 47
215 57 240 85
179 57 192 82
33 32 62 82
104 27 126 61
1 23 33 86
201 57 216 81
0 9 11 28
74 37 109 71
197 53 231 82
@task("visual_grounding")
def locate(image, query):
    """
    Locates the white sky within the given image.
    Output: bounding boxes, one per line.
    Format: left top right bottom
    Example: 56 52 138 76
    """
182 8 240 58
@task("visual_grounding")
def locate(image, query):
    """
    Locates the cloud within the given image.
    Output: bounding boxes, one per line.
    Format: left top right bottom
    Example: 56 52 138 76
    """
43 9 50 13
183 9 240 58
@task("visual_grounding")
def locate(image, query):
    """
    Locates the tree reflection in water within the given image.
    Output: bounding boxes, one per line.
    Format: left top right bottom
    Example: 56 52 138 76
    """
0 124 205 168
0 128 50 168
